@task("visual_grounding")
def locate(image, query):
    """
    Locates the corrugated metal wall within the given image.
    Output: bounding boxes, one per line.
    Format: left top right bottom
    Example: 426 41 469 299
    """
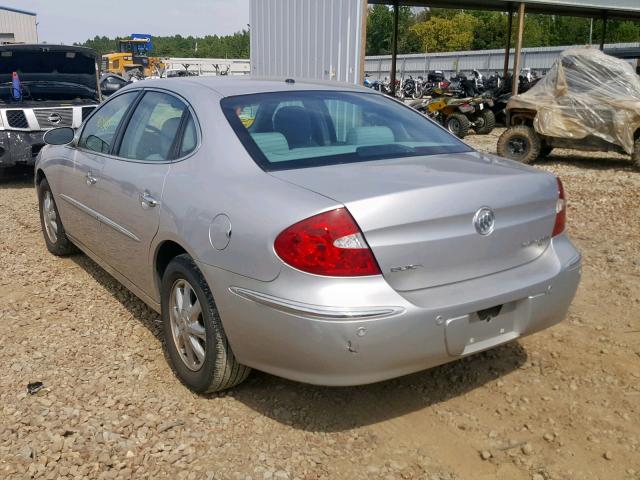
250 0 366 84
0 9 37 44
365 43 640 79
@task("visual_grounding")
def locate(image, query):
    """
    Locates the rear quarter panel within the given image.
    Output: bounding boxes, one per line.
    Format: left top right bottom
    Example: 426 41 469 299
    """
152 87 340 299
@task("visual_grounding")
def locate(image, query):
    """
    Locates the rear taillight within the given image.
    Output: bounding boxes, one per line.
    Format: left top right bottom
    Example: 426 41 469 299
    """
552 177 566 237
274 208 381 276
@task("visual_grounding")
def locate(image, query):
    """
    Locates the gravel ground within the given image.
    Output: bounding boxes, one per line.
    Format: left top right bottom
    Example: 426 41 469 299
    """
1 129 639 480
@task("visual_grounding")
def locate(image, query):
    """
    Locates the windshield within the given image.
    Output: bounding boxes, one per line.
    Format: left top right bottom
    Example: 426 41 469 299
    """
221 91 471 171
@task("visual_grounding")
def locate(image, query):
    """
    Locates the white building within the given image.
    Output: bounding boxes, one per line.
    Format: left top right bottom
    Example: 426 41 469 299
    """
0 5 37 44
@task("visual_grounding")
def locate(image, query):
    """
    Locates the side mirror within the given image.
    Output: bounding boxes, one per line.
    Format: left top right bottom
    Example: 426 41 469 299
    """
43 127 75 146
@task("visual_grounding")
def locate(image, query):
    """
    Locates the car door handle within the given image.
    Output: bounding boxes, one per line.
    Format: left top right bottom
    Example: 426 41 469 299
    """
86 171 97 185
139 191 159 208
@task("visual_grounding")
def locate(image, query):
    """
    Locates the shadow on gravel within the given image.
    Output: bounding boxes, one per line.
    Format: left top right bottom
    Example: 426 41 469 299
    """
535 154 635 171
69 254 163 339
67 250 528 433
0 170 34 189
232 342 527 432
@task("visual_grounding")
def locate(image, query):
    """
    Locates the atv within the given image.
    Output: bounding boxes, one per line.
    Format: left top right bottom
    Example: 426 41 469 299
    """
497 48 640 169
412 95 496 138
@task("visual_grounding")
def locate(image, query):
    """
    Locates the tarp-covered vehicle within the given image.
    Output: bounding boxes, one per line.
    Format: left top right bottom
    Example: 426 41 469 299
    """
497 48 640 169
0 45 101 177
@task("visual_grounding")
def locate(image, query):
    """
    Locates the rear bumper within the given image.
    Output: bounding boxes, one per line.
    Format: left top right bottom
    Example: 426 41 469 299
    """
200 234 581 386
0 130 44 169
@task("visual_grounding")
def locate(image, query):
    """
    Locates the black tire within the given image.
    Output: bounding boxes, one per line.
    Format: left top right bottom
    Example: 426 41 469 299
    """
161 254 250 393
474 109 496 135
497 125 542 164
446 113 471 138
37 178 78 256
632 137 640 171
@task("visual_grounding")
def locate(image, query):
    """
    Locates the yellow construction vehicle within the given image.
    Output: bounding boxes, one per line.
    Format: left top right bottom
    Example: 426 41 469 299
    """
101 34 166 78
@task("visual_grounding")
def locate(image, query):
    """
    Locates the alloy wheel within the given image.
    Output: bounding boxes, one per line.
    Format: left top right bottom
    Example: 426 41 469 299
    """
169 279 207 371
42 190 59 243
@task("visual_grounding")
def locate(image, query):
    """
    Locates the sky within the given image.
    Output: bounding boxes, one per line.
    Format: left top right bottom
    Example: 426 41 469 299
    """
5 0 250 44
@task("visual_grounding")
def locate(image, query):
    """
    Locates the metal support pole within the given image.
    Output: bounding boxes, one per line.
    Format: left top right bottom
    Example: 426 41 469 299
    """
390 0 399 96
503 5 514 79
358 0 368 84
512 2 525 96
599 13 608 51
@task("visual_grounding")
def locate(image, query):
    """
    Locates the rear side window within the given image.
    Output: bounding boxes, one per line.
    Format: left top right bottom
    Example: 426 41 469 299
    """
118 91 187 161
178 114 198 157
79 91 137 153
221 91 471 171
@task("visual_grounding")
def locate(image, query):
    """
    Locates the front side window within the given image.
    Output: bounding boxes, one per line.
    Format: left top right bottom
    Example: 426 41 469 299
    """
221 91 471 171
79 91 137 153
117 91 187 161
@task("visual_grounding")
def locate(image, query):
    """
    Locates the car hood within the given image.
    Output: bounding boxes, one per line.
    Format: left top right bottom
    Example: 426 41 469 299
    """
0 45 99 92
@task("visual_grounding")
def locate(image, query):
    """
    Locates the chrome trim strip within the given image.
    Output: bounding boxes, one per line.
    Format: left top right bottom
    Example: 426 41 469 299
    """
229 286 405 320
565 253 582 270
59 193 141 242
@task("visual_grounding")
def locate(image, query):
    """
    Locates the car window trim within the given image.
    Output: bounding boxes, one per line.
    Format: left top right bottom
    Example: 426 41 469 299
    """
93 87 202 165
111 89 147 157
171 110 195 159
76 89 143 156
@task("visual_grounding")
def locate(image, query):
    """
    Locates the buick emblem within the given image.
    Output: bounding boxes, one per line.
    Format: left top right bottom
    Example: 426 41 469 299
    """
473 207 495 236
48 113 62 124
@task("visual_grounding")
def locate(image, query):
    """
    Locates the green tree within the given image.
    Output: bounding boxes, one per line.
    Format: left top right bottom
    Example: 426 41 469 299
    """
77 31 250 59
411 12 480 52
366 5 422 55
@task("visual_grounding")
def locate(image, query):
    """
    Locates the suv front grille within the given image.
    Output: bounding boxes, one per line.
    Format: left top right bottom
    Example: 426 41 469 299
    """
6 110 29 129
34 108 74 129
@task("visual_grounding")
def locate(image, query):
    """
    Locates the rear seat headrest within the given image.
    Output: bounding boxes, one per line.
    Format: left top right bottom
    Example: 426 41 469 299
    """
346 126 395 145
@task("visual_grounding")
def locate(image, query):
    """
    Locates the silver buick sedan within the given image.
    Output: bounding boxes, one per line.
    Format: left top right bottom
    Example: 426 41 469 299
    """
36 77 581 393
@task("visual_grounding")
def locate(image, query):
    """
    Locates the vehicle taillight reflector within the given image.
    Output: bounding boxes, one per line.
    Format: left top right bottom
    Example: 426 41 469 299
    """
274 208 381 277
552 177 566 237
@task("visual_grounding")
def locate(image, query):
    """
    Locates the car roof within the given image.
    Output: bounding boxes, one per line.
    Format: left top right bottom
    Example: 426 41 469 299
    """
134 76 371 98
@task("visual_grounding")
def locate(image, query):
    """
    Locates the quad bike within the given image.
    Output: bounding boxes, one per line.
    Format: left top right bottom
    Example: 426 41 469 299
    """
411 97 471 138
468 96 496 135
412 96 495 138
497 48 640 170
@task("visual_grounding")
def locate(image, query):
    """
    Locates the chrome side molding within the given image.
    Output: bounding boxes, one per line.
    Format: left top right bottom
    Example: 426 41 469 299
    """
229 287 405 320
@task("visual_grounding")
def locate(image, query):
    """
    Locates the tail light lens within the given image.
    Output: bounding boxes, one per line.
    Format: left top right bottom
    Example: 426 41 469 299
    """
552 177 566 237
274 208 381 276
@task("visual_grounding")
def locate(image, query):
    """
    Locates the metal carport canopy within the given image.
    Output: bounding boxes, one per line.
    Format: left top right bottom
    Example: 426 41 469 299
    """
369 0 640 95
368 0 640 20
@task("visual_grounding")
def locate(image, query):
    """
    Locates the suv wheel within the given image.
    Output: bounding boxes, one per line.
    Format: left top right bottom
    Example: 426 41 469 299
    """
497 125 542 164
446 113 471 138
161 254 251 393
37 178 78 256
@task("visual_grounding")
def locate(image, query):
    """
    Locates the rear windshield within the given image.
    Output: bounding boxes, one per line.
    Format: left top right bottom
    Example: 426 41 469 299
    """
221 90 471 171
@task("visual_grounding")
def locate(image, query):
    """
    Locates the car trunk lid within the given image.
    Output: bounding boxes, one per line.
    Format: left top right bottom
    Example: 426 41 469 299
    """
270 152 559 291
